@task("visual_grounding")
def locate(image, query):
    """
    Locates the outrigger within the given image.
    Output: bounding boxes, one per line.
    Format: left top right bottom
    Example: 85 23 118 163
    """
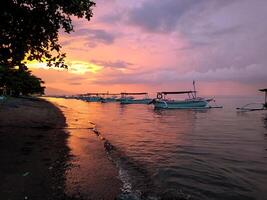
120 92 152 104
236 88 267 111
100 93 120 103
151 81 221 109
78 92 107 102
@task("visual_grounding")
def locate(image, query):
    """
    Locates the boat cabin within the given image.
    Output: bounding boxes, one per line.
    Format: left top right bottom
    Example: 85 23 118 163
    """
120 92 148 98
157 91 197 100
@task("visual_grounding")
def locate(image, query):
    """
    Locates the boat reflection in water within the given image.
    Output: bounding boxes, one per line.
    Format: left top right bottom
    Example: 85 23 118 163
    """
48 97 267 200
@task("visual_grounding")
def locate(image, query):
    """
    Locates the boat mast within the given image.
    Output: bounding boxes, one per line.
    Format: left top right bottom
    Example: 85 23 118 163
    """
193 80 196 99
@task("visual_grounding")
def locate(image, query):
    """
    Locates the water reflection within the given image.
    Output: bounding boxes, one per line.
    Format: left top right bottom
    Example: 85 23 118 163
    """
47 98 267 200
48 98 121 200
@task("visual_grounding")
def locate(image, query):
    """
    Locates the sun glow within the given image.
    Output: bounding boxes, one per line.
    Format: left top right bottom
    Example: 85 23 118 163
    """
26 60 103 75
68 61 103 74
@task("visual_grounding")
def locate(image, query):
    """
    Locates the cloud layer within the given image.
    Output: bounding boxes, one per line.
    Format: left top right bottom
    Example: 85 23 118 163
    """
31 0 267 96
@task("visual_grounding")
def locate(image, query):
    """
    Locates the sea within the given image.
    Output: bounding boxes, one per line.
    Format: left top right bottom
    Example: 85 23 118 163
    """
48 96 267 200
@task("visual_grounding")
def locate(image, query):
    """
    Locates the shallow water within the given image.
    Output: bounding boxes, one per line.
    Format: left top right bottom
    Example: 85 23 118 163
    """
49 97 267 200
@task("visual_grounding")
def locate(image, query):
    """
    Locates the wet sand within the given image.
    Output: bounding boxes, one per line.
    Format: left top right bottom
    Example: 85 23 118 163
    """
0 97 121 200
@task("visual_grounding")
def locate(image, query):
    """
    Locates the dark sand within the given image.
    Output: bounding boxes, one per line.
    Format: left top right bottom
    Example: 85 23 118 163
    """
0 97 121 200
0 97 70 200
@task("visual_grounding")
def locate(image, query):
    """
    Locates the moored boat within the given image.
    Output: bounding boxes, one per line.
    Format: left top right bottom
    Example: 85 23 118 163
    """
120 92 152 104
152 91 212 109
78 93 104 102
100 93 120 103
152 81 216 109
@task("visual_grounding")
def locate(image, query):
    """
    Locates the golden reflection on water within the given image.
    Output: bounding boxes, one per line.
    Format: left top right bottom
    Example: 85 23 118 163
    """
47 98 121 199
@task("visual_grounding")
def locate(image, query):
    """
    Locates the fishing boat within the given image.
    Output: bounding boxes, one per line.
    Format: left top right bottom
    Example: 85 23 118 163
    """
120 92 152 104
152 91 213 109
236 88 267 111
100 93 120 103
79 93 104 102
151 81 217 109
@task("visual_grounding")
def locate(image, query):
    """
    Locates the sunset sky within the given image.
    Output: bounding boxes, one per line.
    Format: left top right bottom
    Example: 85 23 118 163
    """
29 0 267 96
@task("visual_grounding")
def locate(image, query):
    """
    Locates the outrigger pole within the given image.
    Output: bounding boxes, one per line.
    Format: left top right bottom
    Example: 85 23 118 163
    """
259 88 267 108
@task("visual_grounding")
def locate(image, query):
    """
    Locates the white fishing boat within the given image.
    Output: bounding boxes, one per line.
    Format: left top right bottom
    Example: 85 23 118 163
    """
120 92 152 104
151 81 216 109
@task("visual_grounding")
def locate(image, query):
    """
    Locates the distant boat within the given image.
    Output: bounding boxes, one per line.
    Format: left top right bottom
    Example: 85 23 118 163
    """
100 93 120 103
236 88 267 111
79 93 104 102
151 81 217 109
120 92 152 104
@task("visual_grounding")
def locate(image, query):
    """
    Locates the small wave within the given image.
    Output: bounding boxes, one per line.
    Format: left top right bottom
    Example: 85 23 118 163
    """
89 122 192 200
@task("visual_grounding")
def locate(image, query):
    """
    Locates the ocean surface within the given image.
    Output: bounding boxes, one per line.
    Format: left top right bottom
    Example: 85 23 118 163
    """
49 97 267 200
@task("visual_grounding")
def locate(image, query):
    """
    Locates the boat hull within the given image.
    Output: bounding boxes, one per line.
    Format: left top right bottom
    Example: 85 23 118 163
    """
153 100 208 109
81 97 102 102
101 98 117 103
120 98 152 104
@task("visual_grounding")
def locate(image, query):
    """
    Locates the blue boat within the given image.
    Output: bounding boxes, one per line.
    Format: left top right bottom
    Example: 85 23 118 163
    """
152 91 212 109
152 81 214 109
120 92 152 104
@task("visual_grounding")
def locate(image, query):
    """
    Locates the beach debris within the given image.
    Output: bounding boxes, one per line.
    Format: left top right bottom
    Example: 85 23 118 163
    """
89 121 95 125
22 172 30 177
99 136 105 141
104 140 115 152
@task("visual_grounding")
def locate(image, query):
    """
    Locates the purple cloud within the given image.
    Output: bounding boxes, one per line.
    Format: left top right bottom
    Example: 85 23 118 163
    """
91 59 133 69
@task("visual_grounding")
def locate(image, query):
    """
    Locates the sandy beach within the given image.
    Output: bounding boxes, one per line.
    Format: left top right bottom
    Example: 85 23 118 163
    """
0 97 70 199
0 97 117 200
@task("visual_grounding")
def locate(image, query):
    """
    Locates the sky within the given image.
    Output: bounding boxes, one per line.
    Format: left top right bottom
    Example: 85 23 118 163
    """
29 0 267 97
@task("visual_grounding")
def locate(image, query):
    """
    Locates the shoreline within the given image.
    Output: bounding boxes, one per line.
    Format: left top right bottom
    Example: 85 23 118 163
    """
0 97 71 199
0 97 122 200
47 97 122 200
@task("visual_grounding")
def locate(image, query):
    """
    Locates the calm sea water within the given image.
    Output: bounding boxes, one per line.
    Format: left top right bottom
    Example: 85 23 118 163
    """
49 97 267 200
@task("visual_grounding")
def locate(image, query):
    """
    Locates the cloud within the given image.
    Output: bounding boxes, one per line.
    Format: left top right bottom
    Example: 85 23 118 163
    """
43 0 267 96
73 28 117 47
127 0 202 33
91 62 267 86
69 82 82 85
90 59 133 69
67 77 88 81
124 0 236 33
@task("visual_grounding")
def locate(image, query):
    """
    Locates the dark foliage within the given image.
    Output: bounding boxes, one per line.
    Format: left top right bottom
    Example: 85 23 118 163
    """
0 67 45 96
0 0 95 95
0 0 95 69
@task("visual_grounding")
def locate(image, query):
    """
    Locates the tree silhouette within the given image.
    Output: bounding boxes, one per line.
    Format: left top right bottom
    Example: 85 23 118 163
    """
0 0 95 95
1 68 45 96
0 0 95 69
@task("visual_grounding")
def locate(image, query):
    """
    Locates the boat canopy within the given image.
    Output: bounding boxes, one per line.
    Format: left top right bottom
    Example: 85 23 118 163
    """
259 88 267 92
121 92 148 95
79 92 120 96
158 91 196 95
